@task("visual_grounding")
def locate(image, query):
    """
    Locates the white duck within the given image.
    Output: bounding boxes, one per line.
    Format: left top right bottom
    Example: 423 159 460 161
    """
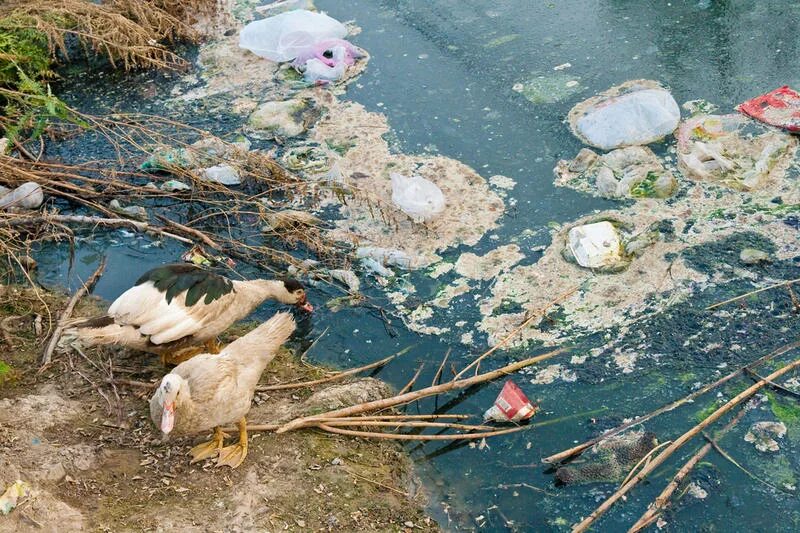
65 263 312 363
390 172 445 223
150 312 295 468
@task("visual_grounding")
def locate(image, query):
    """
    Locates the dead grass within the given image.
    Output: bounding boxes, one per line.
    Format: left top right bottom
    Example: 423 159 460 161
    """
0 0 218 71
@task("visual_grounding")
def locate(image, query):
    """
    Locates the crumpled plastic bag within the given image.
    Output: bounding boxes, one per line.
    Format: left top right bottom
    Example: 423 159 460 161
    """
390 172 445 223
568 80 680 150
239 9 347 62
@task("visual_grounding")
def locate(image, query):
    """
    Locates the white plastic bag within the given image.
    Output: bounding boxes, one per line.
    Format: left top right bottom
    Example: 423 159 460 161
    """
569 80 680 150
239 10 347 62
390 172 445 223
302 46 348 83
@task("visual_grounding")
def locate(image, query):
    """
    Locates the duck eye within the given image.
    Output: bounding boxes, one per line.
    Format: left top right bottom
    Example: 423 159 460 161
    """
323 50 333 59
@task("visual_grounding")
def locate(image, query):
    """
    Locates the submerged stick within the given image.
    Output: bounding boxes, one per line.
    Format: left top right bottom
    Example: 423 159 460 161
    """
41 258 106 365
276 347 568 433
628 403 751 533
706 278 800 311
542 339 800 464
572 356 800 533
256 347 408 391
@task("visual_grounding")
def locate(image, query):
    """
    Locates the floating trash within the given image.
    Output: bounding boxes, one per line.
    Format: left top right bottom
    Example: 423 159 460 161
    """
554 146 677 199
737 85 800 132
390 172 445 223
567 221 623 269
677 114 797 190
483 380 537 423
568 79 680 150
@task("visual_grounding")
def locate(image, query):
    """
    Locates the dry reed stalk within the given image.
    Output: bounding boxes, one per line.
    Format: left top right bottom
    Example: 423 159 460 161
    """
0 0 200 71
276 347 568 434
706 278 800 310
317 423 529 441
320 420 496 431
627 404 751 532
542 338 800 465
41 257 106 364
454 286 579 380
256 349 406 392
572 356 800 533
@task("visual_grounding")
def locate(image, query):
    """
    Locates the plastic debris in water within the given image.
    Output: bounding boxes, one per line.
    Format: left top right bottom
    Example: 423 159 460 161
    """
483 380 537 423
0 182 43 210
568 79 680 150
160 180 191 192
390 172 445 223
0 480 30 515
356 246 418 270
737 86 800 132
238 10 347 62
567 221 623 269
199 164 241 186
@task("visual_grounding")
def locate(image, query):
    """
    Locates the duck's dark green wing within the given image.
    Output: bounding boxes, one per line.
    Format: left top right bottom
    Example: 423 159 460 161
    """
135 264 234 306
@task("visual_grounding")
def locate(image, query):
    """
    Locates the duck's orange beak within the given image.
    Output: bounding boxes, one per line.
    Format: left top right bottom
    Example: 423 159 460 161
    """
161 401 175 434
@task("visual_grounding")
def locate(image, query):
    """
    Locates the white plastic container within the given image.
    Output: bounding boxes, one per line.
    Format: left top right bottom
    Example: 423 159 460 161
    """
567 221 623 269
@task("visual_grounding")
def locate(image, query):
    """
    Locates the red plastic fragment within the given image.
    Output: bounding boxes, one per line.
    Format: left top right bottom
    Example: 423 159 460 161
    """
737 86 800 132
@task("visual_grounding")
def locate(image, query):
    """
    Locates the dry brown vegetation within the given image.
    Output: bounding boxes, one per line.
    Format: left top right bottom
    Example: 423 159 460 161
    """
0 0 218 71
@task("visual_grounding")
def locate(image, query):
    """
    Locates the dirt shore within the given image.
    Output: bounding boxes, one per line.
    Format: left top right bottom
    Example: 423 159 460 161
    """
0 285 436 532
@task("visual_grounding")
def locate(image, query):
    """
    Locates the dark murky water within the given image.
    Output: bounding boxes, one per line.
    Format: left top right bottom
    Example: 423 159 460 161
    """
35 0 800 530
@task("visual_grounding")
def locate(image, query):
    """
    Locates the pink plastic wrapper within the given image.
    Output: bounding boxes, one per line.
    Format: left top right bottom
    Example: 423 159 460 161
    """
291 39 364 69
737 86 800 132
483 380 538 423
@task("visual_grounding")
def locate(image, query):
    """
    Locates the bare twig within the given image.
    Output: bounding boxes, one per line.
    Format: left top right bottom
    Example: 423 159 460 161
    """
573 356 800 533
743 367 800 400
343 468 409 497
41 257 106 365
542 339 800 464
317 423 529 441
706 278 800 311
398 363 424 395
276 347 567 434
257 347 408 391
431 348 450 387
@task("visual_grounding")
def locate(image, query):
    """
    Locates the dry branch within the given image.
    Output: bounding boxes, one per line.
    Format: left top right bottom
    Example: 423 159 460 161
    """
276 347 568 434
706 278 800 311
628 403 751 532
454 286 578 380
542 338 800 464
256 348 407 391
572 356 800 533
317 423 528 441
41 257 106 364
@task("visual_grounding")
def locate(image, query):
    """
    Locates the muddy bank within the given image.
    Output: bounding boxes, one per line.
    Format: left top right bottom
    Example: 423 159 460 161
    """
0 286 435 531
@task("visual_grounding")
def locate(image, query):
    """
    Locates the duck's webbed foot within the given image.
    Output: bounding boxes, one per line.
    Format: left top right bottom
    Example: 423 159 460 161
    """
216 417 248 469
189 427 228 463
